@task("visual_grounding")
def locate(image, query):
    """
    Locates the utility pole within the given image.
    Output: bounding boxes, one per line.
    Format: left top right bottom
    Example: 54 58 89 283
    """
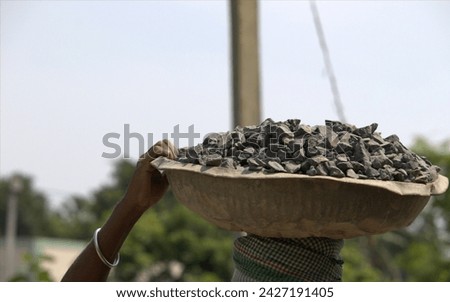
230 0 261 128
3 175 22 281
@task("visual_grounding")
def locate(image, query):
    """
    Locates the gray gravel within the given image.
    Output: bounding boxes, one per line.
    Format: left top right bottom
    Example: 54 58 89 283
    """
177 118 440 184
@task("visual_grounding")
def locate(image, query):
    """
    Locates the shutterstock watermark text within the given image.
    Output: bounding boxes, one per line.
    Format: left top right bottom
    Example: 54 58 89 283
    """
101 124 200 159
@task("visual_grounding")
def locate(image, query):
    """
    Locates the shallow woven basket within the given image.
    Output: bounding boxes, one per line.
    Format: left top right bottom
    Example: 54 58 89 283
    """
152 157 449 239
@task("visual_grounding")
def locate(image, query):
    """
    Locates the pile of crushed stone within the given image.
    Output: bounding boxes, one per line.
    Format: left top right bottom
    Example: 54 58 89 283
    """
177 119 440 184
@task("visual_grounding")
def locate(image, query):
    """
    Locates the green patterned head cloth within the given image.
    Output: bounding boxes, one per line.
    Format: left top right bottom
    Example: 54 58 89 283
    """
232 234 344 282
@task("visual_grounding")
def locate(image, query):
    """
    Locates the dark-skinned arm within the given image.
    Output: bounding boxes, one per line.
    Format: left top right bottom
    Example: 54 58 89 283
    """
61 140 177 281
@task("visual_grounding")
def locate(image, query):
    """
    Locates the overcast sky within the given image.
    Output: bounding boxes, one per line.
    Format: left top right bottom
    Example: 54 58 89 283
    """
1 0 449 207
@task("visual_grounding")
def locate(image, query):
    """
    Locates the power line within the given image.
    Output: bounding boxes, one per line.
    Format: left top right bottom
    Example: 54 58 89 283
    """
309 0 347 123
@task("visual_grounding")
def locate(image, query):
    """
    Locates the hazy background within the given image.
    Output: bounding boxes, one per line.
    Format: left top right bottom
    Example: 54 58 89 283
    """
1 0 449 207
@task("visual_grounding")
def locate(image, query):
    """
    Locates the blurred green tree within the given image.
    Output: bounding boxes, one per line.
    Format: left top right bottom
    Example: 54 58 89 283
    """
0 174 59 237
51 160 134 240
8 253 54 282
116 191 234 281
341 137 450 281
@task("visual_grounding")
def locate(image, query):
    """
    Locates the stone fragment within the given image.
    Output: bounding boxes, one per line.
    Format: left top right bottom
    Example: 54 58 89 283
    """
243 125 258 133
326 130 340 149
353 123 378 138
372 132 385 144
291 148 306 162
274 123 294 144
370 154 393 169
286 119 301 131
336 161 353 171
384 165 396 174
248 157 263 168
336 141 353 154
294 124 312 137
306 136 321 157
336 132 353 154
315 146 327 156
385 134 400 143
267 160 286 172
414 175 428 184
234 141 245 150
398 168 408 177
329 166 345 178
229 130 245 144
316 163 329 176
379 169 391 181
429 165 440 181
392 155 404 168
366 139 382 152
306 166 317 176
312 125 328 136
406 160 419 170
288 138 304 152
382 142 398 155
325 120 345 132
177 157 191 164
199 154 222 166
351 161 365 172
264 145 279 158
346 169 359 179
409 169 423 178
243 147 256 155
309 155 329 166
237 153 248 165
365 167 380 178
393 171 405 181
276 150 288 162
336 154 349 162
284 161 301 173
246 132 259 144
220 158 236 169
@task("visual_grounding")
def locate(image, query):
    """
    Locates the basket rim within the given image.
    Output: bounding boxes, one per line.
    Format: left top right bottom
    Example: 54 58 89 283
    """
151 157 449 197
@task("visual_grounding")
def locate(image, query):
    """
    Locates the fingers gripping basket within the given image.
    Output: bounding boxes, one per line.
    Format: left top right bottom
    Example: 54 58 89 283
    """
152 157 449 239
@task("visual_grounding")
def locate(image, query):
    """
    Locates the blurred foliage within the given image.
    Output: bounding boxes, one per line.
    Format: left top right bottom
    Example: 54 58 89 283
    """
117 192 234 281
9 253 54 282
1 137 449 281
49 160 135 240
0 175 60 237
341 137 450 281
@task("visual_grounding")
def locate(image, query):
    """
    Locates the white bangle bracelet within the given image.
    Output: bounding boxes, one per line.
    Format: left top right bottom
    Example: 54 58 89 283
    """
93 228 120 268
